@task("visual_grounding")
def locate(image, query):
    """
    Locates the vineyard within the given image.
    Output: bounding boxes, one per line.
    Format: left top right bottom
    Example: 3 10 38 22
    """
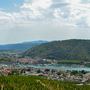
0 75 90 90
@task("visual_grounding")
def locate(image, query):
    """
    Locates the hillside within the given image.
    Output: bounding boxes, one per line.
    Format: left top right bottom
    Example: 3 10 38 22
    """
23 39 90 61
0 75 90 90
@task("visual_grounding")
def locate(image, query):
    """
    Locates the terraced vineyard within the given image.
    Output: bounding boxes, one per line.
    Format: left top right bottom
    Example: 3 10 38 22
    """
0 75 90 90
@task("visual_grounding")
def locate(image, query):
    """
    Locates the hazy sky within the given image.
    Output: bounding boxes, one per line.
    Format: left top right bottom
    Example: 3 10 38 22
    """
0 0 90 44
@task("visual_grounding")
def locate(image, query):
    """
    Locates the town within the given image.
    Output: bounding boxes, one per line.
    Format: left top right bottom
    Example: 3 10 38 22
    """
0 51 90 86
0 65 90 86
0 51 88 67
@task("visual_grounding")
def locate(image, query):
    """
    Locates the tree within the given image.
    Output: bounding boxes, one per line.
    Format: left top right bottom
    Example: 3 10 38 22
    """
70 70 78 75
57 72 61 75
20 69 25 74
45 69 50 72
51 69 55 73
37 69 41 73
8 69 19 75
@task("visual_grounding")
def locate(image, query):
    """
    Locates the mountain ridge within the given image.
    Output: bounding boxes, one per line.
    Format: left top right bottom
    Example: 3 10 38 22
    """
0 40 50 50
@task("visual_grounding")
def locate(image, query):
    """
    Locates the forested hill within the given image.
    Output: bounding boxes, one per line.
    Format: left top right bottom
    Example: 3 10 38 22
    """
23 39 90 61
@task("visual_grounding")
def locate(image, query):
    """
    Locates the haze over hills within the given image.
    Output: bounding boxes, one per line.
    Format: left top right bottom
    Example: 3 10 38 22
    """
0 40 50 50
23 40 50 43
23 39 90 61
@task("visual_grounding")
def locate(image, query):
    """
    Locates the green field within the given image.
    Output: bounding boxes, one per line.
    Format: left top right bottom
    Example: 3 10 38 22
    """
57 60 84 64
0 58 11 62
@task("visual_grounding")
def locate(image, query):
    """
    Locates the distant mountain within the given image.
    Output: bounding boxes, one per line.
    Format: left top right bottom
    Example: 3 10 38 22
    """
23 40 49 43
0 40 50 50
23 39 90 61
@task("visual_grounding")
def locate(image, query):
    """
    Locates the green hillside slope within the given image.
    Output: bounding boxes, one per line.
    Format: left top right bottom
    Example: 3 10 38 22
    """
23 39 90 61
0 75 90 90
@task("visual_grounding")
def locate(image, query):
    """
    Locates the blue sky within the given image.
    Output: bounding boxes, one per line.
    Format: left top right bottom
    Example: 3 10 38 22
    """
0 0 24 12
0 0 90 45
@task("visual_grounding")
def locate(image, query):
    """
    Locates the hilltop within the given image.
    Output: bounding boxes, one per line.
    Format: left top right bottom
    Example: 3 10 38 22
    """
23 39 90 61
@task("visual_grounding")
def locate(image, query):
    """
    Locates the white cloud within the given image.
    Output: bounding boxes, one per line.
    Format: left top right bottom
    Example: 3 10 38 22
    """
80 0 90 4
0 0 90 28
0 0 90 44
24 0 52 9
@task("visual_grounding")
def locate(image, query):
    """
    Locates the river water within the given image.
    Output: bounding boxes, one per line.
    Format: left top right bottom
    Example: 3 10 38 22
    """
0 64 90 71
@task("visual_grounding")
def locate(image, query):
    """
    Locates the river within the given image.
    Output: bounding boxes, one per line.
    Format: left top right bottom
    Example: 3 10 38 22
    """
0 64 90 71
